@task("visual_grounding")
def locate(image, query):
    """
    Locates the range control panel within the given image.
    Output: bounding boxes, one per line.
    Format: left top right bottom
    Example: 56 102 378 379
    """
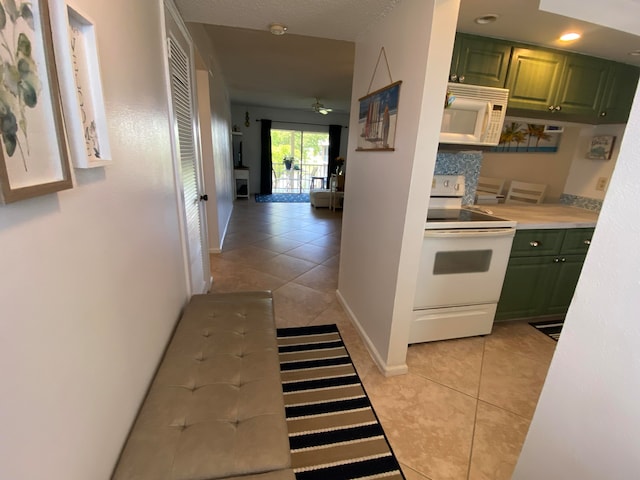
431 175 465 197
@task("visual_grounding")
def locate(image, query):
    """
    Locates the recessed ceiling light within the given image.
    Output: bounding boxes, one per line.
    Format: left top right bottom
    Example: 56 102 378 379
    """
269 23 287 36
474 14 499 25
560 32 581 41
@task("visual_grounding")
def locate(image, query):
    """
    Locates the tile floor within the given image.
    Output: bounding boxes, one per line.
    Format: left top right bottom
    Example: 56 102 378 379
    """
210 199 557 480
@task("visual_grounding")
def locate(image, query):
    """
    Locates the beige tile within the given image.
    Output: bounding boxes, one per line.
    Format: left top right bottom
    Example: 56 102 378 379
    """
216 245 279 269
468 401 530 480
209 257 286 293
258 236 304 254
286 243 338 264
254 253 316 281
322 254 341 269
279 229 323 243
407 336 485 397
363 371 477 480
272 282 333 326
401 464 433 480
293 264 338 294
479 345 550 419
488 320 556 363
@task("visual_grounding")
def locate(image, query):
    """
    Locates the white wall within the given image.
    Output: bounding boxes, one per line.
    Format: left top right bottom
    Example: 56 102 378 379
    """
562 123 626 200
229 105 350 195
190 24 235 253
0 1 190 479
337 0 460 374
514 2 640 477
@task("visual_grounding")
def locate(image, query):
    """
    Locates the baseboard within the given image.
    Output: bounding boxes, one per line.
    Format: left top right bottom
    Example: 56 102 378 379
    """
336 290 408 377
209 247 222 254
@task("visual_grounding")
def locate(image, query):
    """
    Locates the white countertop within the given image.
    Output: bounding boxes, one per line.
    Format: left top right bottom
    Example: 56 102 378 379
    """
467 204 599 229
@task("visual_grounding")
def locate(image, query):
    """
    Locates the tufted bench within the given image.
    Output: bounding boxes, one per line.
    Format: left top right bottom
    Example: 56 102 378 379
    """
112 291 294 480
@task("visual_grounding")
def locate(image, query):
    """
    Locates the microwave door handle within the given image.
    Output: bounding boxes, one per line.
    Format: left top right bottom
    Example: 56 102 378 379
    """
481 102 492 140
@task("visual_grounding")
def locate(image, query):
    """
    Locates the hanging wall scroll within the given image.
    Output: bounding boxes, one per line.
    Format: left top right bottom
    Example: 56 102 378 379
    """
356 47 402 152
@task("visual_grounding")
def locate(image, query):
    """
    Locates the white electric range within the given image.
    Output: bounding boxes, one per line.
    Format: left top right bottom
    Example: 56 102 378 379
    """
409 175 516 344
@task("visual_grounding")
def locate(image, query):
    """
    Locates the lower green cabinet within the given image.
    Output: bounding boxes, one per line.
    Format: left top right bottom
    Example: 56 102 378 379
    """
496 228 593 321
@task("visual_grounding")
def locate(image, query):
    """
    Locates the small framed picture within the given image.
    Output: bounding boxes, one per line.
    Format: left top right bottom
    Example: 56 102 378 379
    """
587 135 616 160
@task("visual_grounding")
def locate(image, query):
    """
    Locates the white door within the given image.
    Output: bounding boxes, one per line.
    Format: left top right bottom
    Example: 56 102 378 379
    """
164 2 211 294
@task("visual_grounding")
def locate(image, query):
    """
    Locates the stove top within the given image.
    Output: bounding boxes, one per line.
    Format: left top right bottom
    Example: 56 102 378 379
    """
425 207 516 230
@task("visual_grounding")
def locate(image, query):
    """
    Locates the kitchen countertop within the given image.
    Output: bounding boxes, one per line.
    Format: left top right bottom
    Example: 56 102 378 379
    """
467 204 599 229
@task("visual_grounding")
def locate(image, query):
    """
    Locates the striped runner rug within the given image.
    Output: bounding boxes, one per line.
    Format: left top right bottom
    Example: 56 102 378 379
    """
529 319 564 341
277 324 405 480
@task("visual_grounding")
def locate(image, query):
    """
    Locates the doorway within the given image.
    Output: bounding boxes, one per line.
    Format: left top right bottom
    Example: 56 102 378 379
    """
271 128 329 193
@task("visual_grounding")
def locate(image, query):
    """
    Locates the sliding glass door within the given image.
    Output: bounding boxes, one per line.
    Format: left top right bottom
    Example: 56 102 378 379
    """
271 129 329 193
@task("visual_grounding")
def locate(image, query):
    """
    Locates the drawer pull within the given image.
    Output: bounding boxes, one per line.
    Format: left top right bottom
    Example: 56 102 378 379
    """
553 258 560 263
530 241 540 247
584 239 591 246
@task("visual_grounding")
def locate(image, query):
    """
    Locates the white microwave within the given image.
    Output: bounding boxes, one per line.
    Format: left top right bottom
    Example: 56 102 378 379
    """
440 83 509 146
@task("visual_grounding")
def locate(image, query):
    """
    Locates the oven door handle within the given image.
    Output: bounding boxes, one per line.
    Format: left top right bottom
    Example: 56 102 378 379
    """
424 228 515 238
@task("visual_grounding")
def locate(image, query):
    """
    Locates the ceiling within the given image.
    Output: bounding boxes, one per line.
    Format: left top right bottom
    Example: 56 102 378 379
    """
175 0 640 115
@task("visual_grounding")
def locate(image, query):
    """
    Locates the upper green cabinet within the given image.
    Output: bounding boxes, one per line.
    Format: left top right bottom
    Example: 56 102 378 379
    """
505 48 565 112
506 49 610 121
450 33 640 124
598 62 640 123
450 34 512 88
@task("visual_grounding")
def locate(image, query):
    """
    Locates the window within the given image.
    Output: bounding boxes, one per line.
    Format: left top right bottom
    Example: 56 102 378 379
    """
271 129 329 193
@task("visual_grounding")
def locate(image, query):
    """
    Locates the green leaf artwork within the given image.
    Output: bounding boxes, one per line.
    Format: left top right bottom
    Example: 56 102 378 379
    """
0 0 40 171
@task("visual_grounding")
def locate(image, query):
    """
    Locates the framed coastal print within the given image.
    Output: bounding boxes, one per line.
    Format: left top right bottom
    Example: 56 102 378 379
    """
587 135 616 160
356 80 402 151
0 0 72 204
49 0 111 168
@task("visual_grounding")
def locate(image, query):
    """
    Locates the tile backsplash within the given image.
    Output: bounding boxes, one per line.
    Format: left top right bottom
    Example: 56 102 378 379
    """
435 150 482 205
560 194 603 212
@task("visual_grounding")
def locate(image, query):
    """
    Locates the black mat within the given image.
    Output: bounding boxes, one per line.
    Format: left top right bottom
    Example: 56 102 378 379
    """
529 319 564 341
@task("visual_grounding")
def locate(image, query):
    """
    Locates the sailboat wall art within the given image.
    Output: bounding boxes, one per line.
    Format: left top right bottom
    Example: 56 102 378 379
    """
356 81 402 151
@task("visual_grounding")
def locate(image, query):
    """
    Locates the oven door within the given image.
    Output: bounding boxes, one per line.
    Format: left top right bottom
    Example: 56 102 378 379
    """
414 228 515 309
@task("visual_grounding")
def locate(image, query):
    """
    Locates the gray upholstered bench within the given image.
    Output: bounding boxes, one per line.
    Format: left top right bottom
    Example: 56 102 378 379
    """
112 291 294 480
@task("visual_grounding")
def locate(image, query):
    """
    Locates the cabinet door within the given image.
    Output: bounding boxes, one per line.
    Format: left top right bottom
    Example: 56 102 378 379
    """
510 229 565 257
505 48 565 112
599 62 640 124
453 34 512 87
554 54 610 120
495 256 555 320
543 254 586 316
561 228 594 255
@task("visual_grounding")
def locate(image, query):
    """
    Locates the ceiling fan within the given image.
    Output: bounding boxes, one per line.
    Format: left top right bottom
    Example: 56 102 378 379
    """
312 98 332 115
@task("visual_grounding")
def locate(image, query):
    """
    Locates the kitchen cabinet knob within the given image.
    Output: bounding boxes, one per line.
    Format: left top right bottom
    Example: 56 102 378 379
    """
600 111 607 117
553 258 560 263
554 105 562 111
561 257 567 262
530 241 540 247
450 74 458 82
458 75 465 83
548 105 555 111
584 239 591 245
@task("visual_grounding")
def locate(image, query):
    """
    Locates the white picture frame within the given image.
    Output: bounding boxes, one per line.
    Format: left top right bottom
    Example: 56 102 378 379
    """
49 0 111 168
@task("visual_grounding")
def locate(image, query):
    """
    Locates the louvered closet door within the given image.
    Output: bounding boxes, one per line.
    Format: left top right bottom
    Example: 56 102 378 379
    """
165 3 209 294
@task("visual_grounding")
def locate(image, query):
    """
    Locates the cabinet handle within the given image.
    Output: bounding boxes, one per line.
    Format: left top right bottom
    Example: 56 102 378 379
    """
561 257 566 262
530 241 540 247
553 258 560 263
600 111 607 117
554 105 562 111
584 239 591 245
450 74 458 82
458 75 465 83
548 105 555 111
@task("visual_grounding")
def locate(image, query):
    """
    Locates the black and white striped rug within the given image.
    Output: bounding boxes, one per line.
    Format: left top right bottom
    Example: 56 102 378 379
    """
529 319 564 341
277 324 405 480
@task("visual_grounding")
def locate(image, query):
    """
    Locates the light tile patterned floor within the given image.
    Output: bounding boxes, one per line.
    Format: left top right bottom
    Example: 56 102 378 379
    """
210 199 557 480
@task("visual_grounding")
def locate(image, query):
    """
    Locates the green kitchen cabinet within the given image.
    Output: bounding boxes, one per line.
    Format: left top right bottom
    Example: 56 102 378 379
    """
496 228 594 321
504 47 566 112
506 49 610 121
450 33 512 88
598 62 640 123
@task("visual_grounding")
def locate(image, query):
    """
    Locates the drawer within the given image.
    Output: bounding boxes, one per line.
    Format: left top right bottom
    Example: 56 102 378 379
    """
561 228 594 254
510 229 565 257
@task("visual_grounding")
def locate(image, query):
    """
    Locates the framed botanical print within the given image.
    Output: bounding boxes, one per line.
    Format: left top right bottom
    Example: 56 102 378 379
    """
0 0 72 204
